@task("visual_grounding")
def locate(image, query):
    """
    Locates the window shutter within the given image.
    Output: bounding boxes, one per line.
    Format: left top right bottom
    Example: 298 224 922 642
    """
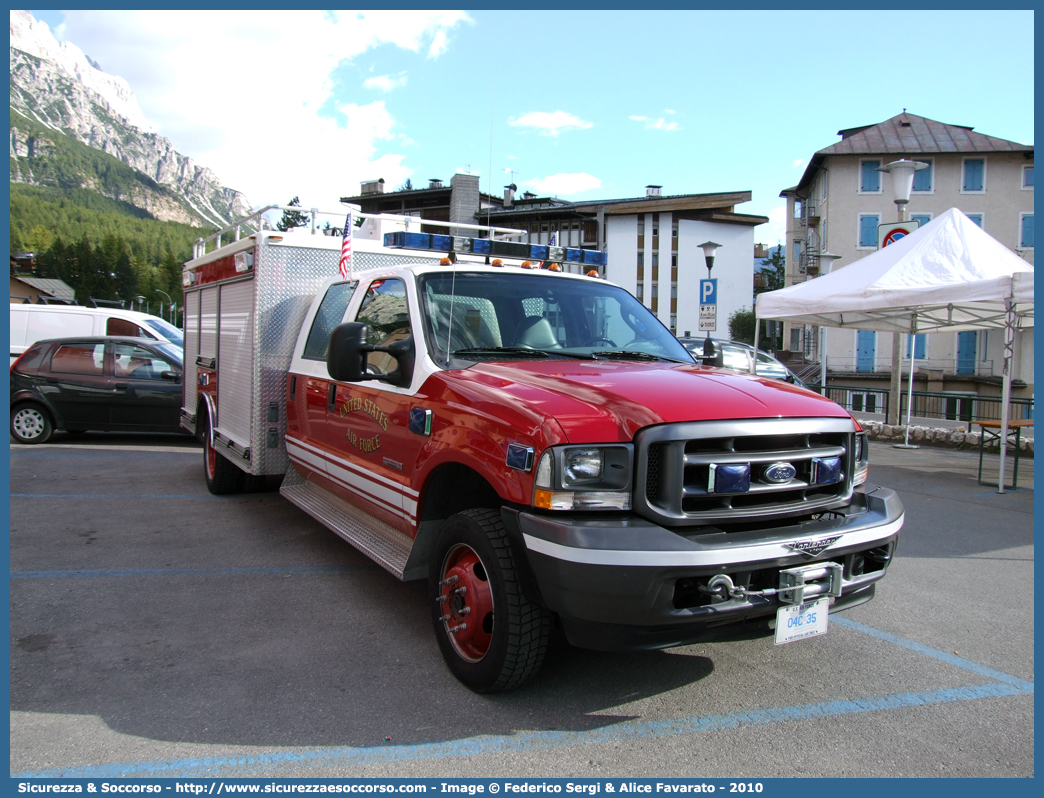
1022 215 1034 248
964 159 984 191
912 163 931 191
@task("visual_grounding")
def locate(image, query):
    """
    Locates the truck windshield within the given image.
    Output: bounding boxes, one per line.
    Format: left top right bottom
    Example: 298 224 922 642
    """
419 272 693 365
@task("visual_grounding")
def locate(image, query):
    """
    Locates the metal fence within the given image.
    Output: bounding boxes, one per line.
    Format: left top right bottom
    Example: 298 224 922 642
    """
808 384 1034 424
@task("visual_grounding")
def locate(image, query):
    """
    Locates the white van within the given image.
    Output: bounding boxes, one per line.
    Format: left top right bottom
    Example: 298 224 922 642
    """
10 303 184 364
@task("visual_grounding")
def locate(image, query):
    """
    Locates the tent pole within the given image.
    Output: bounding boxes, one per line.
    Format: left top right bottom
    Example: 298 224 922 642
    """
997 294 1016 494
894 316 920 450
904 334 916 445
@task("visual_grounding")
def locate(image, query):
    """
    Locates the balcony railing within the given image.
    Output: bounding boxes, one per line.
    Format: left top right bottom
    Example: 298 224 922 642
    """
806 384 1034 425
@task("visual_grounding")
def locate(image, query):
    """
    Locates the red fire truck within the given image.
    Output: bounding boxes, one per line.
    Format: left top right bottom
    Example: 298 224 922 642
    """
181 206 903 693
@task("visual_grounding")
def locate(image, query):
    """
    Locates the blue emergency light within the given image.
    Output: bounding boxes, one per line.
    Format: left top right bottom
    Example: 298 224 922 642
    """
383 231 607 268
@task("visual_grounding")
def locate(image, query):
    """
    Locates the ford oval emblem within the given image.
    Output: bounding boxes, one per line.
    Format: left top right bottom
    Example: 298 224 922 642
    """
763 462 796 483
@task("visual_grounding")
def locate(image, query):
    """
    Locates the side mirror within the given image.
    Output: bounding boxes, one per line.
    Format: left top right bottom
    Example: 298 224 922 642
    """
161 370 180 382
701 338 724 368
327 322 415 388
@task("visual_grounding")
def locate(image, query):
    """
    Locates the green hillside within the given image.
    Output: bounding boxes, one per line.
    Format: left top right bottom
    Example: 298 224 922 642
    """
10 110 206 225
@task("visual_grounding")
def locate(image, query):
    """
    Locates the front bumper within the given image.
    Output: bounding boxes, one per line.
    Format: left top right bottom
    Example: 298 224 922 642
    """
512 484 903 651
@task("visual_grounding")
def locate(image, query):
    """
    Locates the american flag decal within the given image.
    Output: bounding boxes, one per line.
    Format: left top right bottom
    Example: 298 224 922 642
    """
338 212 353 280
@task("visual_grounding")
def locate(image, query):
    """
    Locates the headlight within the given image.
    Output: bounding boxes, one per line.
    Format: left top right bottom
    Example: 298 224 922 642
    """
533 444 633 511
563 448 603 485
853 432 869 486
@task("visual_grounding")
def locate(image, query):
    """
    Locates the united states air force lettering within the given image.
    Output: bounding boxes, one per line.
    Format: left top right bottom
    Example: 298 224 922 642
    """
339 397 388 453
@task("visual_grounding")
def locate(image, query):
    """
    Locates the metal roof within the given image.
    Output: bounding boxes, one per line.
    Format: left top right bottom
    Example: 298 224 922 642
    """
12 276 76 299
820 112 1032 157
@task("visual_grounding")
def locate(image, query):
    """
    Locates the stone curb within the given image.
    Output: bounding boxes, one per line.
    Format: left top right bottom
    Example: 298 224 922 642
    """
863 421 1034 457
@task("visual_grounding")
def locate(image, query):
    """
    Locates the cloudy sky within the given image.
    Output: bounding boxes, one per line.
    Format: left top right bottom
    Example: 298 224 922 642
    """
33 9 1034 244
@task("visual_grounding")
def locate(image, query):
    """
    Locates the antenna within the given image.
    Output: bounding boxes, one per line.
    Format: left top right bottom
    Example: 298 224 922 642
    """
486 76 494 234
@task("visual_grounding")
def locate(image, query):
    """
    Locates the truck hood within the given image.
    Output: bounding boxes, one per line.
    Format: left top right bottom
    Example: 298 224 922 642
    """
451 359 850 444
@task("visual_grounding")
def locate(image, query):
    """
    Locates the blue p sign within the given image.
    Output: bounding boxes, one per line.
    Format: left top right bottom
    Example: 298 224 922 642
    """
700 279 717 305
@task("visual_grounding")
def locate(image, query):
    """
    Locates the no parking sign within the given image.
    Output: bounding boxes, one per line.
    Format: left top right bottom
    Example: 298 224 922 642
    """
878 219 921 248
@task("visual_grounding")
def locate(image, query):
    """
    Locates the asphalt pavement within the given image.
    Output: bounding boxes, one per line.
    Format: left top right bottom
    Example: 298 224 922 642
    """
8 434 1034 778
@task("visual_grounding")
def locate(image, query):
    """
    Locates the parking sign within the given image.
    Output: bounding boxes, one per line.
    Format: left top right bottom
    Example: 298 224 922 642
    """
699 278 717 332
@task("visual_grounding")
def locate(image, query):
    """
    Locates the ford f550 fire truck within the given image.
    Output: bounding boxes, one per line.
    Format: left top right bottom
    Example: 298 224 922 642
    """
181 206 903 693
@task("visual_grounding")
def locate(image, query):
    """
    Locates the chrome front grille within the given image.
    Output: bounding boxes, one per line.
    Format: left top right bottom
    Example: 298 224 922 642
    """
636 418 857 527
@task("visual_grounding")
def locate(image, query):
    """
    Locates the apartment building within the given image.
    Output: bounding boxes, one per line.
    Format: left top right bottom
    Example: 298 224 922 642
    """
779 112 1034 397
343 179 768 339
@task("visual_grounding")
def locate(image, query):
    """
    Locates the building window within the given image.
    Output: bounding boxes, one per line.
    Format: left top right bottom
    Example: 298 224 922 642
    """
912 159 933 192
793 240 803 264
671 254 678 268
652 253 659 268
1020 214 1034 248
636 284 644 300
637 221 644 236
652 223 659 237
670 315 677 330
858 214 880 247
789 328 802 352
1023 165 1034 189
672 222 678 238
651 285 658 299
637 252 644 267
860 160 881 193
670 285 677 299
962 158 985 192
911 213 932 229
906 334 926 359
966 214 984 228
821 171 828 199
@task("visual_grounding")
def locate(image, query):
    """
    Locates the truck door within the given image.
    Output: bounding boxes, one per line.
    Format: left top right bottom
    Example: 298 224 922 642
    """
316 278 421 533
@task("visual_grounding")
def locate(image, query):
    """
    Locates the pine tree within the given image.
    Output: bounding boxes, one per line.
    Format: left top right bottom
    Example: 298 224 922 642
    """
276 196 310 231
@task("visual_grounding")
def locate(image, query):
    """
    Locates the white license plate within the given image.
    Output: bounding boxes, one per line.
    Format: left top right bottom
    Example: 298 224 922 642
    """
774 598 829 645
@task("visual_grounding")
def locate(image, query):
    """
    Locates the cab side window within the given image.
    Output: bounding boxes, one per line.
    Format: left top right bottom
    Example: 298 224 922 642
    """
107 317 148 337
355 278 410 376
303 282 356 360
114 343 175 380
51 343 105 375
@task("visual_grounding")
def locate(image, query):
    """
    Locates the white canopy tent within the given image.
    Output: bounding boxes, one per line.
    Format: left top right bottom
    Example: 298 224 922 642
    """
754 208 1034 492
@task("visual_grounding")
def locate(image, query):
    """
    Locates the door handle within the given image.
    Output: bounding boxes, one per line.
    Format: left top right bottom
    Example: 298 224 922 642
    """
114 383 129 390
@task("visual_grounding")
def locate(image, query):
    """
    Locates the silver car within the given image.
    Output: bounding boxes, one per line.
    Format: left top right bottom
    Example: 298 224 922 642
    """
678 338 807 386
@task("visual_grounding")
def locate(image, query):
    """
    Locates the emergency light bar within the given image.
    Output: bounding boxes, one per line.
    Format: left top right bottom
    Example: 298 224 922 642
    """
384 232 608 267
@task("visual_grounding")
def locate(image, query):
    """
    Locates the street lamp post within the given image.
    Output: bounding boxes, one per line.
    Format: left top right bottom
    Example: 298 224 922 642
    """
155 289 172 322
876 159 928 427
817 252 842 395
698 241 721 341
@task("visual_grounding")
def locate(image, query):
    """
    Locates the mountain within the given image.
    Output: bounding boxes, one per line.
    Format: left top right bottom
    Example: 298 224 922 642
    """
9 10 252 228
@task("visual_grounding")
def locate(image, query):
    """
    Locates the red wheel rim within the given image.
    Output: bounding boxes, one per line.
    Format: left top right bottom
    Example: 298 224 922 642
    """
438 544 495 662
205 428 216 479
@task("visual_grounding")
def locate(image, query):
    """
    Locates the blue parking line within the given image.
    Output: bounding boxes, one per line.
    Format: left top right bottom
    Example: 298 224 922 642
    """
831 616 1034 692
12 682 1030 779
11 493 214 499
11 565 379 579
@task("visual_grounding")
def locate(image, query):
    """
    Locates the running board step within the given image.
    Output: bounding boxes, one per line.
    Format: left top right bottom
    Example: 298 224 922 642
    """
280 465 412 579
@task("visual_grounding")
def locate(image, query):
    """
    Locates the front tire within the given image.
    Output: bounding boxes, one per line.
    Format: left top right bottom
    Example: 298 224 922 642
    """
11 403 54 444
201 410 245 495
430 509 551 693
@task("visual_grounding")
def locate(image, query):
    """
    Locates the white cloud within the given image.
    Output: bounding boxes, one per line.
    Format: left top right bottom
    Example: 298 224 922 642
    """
791 159 807 169
630 115 679 132
664 108 676 114
524 173 602 196
509 111 593 136
53 10 472 212
364 72 408 92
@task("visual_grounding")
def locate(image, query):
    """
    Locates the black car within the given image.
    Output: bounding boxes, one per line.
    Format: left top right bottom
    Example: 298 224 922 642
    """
10 336 185 444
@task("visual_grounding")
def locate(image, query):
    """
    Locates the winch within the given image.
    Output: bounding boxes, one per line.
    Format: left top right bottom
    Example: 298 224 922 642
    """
702 562 844 605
